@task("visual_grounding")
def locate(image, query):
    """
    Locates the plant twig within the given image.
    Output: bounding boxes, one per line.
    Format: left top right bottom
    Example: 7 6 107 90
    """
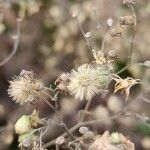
116 29 136 75
101 27 108 52
0 19 21 67
43 99 135 148
40 93 75 140
79 99 92 122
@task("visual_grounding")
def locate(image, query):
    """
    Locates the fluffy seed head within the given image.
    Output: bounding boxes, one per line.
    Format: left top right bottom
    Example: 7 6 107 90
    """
8 70 44 105
67 64 99 100
67 64 111 101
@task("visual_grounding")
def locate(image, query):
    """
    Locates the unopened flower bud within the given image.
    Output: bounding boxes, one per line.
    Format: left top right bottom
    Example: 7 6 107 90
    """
56 83 68 92
72 11 78 18
119 16 135 26
107 50 117 63
79 126 89 134
15 115 31 134
107 18 113 27
56 136 65 145
60 73 69 82
84 32 91 38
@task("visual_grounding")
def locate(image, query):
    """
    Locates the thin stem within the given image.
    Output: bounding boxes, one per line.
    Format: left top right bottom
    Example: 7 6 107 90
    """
56 144 59 150
101 27 108 52
92 8 101 29
73 15 93 51
128 30 136 65
116 30 136 75
40 93 75 140
0 19 21 67
79 99 92 122
116 5 136 75
43 99 135 148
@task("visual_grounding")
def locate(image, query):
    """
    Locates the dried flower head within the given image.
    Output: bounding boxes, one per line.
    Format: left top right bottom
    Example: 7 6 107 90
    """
93 49 117 65
67 64 111 101
93 50 106 65
119 15 135 26
67 64 100 101
29 109 44 128
89 131 135 150
109 28 122 37
111 74 141 101
55 73 70 93
8 70 44 105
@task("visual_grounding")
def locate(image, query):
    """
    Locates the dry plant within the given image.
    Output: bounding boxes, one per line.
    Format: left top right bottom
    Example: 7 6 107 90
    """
0 0 149 150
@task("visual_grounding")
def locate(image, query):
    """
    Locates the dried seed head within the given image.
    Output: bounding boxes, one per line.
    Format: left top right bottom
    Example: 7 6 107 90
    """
93 50 106 65
123 0 136 5
67 64 100 101
60 73 69 82
30 110 44 128
107 50 117 63
55 73 69 85
56 82 68 92
119 15 135 26
55 73 70 93
108 50 116 58
8 70 44 105
89 131 135 150
109 28 122 37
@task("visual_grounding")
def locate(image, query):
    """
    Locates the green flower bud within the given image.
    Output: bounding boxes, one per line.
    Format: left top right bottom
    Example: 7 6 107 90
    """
94 64 112 87
15 115 31 134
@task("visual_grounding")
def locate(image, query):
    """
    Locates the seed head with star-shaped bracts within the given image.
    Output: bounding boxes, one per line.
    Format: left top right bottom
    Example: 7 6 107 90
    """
110 74 141 101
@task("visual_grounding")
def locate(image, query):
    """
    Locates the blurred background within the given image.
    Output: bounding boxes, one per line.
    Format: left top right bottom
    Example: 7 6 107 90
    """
0 0 149 149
